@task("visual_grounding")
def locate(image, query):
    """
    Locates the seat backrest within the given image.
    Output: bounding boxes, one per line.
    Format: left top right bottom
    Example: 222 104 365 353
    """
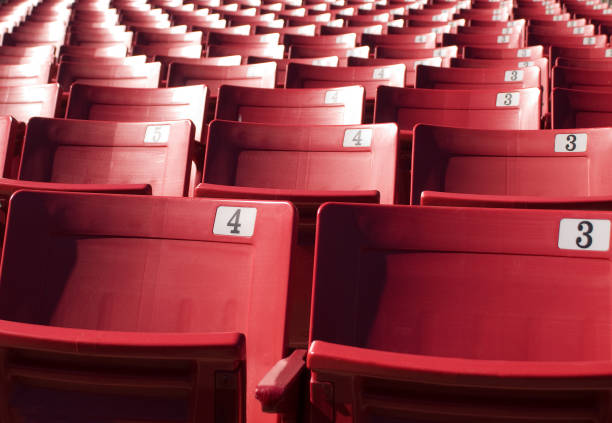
0 62 51 86
312 202 612 359
415 64 540 90
288 45 369 65
132 43 203 60
528 33 607 47
555 57 612 69
374 86 541 131
19 117 195 196
57 61 161 92
0 83 59 123
443 31 522 48
215 85 364 124
553 65 612 91
0 190 295 423
552 87 612 128
167 61 276 97
207 43 285 60
286 62 405 100
411 124 612 204
201 120 397 203
207 32 280 45
310 201 612 421
59 44 128 58
464 45 543 59
361 32 437 49
284 33 357 47
65 83 207 141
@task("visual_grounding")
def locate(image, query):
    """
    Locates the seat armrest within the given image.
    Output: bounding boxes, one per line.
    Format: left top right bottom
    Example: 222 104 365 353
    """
255 349 306 413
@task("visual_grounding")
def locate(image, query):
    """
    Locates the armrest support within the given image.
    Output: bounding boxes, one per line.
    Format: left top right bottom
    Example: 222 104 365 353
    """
255 348 307 413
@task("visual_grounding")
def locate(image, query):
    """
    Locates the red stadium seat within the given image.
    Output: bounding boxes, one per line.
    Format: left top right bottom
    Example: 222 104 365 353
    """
135 29 203 44
65 84 207 142
247 55 338 87
443 32 523 49
464 45 544 60
416 64 541 91
133 43 203 60
57 61 161 92
215 85 364 124
68 29 133 48
59 44 128 58
349 56 441 87
207 43 285 61
196 119 397 347
0 62 51 86
18 118 197 196
528 34 607 48
288 45 369 65
552 87 612 128
556 57 612 69
286 62 405 100
0 83 59 123
375 86 541 132
553 66 612 91
0 190 295 423
167 61 276 97
375 45 458 67
411 124 612 204
207 31 280 45
0 45 55 64
284 32 357 47
306 202 612 423
362 32 437 49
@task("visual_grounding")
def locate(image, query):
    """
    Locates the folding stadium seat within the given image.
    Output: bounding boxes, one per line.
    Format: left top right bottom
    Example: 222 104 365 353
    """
288 202 612 423
59 44 128 58
157 54 241 80
455 7 511 21
19 118 197 196
553 66 612 91
552 88 612 129
248 55 338 86
375 86 541 202
215 85 365 124
0 190 295 423
529 23 594 37
195 23 251 38
226 13 284 27
207 43 285 61
57 61 161 93
0 62 51 86
349 56 440 87
60 55 147 65
171 10 224 28
361 32 437 49
196 120 397 347
257 23 316 39
65 84 207 142
443 32 523 49
318 24 382 44
286 62 405 101
375 86 541 132
289 45 369 65
135 29 203 44
2 25 65 50
375 45 459 67
284 32 357 47
210 28 280 43
551 46 612 65
416 65 541 91
167 61 276 97
528 34 607 48
411 124 612 205
0 83 59 123
67 29 134 48
464 45 544 60
0 44 55 64
555 57 612 69
133 42 203 60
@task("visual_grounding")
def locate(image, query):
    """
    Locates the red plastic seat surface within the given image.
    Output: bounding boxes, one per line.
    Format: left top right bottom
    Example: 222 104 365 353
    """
19 118 196 196
215 84 365 124
309 202 612 422
553 88 612 128
0 83 59 123
57 61 161 92
65 83 207 141
0 190 295 423
411 124 612 204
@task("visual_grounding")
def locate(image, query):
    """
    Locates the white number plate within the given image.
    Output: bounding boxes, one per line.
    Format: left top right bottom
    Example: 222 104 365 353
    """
558 219 610 251
343 128 372 147
144 125 170 143
554 133 587 152
213 207 257 237
517 48 531 57
504 70 524 81
496 92 520 106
